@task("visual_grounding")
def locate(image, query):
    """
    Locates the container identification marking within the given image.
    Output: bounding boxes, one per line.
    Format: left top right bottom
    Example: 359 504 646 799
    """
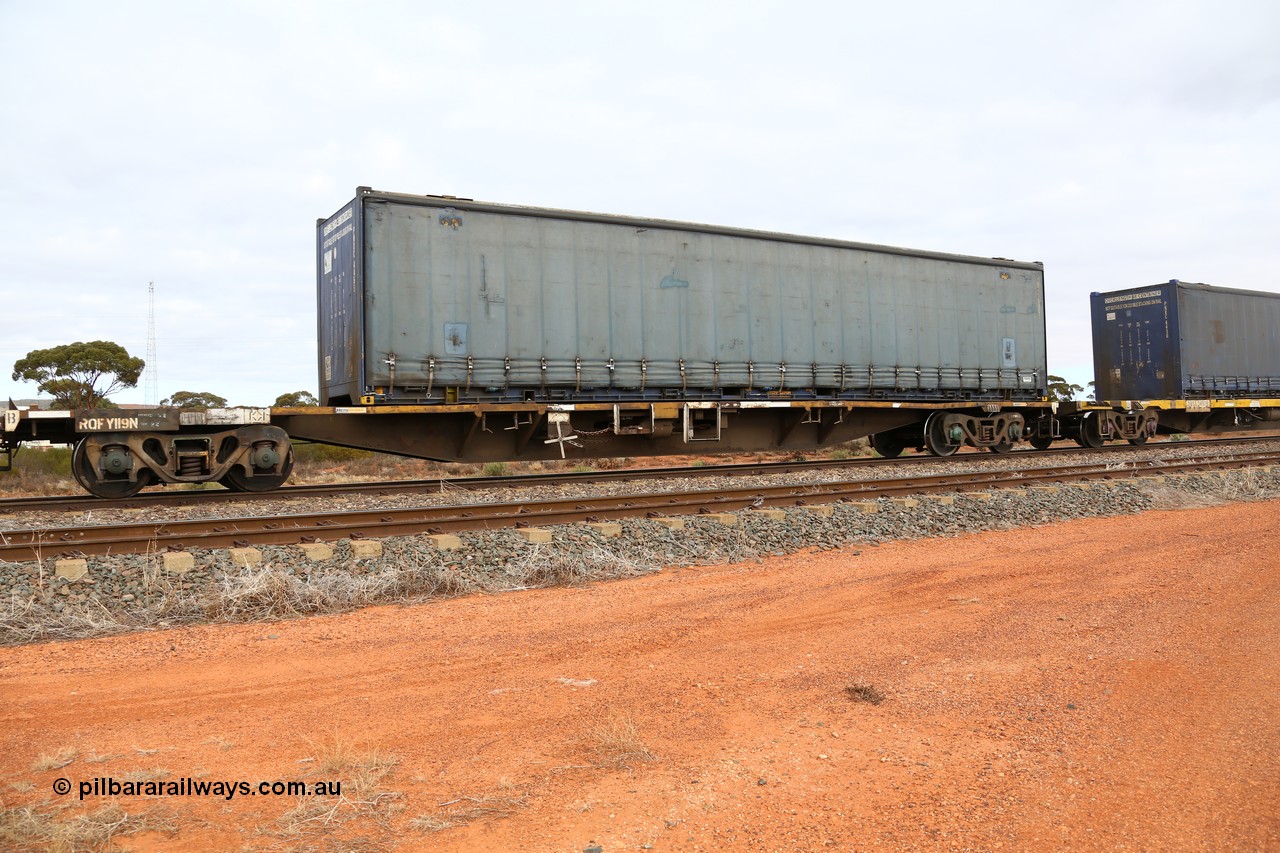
1104 290 1162 304
323 224 353 250
322 207 352 237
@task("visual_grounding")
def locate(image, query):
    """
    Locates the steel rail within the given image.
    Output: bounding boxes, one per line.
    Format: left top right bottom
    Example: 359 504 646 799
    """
3 450 1276 562
2 434 1276 515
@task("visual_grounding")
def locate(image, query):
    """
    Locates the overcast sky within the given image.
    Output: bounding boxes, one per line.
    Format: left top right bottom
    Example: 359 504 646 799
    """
2 0 1277 406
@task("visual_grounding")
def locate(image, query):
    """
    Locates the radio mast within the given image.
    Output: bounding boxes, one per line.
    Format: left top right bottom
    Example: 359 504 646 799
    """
145 281 159 406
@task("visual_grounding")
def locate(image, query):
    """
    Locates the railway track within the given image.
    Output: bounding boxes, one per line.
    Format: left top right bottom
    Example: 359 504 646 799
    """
2 434 1276 516
3 447 1276 563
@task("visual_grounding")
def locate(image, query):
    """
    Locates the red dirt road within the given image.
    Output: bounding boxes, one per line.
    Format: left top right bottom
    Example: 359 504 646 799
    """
2 501 1279 851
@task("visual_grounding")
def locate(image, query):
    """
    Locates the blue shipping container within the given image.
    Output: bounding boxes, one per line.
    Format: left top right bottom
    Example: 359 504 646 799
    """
1090 280 1280 399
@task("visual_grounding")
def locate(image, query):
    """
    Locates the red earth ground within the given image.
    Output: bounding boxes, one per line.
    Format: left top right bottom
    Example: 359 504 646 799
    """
1 500 1278 851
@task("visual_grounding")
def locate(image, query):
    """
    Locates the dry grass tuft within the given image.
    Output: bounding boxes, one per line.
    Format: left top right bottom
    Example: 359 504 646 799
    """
0 802 177 852
845 683 885 705
31 747 77 772
588 715 656 768
275 737 402 839
1136 467 1280 511
1139 483 1225 510
1218 467 1275 500
204 561 484 624
1 520 672 646
307 735 399 779
409 794 528 834
408 814 458 833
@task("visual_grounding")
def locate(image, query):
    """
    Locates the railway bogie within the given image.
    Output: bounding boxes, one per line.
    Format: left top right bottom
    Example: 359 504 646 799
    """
2 407 293 498
74 425 293 499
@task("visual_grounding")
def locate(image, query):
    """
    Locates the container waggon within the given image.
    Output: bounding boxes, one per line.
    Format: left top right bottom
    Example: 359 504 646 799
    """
8 189 1278 498
282 187 1049 463
1065 280 1280 441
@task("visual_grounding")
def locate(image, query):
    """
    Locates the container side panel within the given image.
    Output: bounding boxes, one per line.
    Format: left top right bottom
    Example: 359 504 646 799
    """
349 196 1047 401
777 242 817 383
606 227 645 386
810 253 842 374
317 201 360 404
713 235 751 385
835 249 871 388
1176 283 1280 396
683 231 720 372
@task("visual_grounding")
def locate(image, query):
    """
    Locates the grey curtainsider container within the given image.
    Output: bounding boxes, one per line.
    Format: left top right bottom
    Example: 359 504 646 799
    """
1091 280 1280 400
317 188 1047 406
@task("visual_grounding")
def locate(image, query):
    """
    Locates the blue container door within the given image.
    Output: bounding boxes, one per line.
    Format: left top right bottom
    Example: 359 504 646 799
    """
1091 283 1180 400
316 200 362 404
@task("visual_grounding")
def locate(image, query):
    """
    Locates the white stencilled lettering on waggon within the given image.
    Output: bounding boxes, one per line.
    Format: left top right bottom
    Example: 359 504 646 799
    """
76 417 140 431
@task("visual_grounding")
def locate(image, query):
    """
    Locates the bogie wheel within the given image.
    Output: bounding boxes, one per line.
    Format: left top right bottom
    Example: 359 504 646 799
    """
1029 434 1054 451
923 414 960 457
71 440 152 499
987 440 1013 454
1127 434 1148 445
219 447 294 493
1078 413 1106 449
870 432 905 459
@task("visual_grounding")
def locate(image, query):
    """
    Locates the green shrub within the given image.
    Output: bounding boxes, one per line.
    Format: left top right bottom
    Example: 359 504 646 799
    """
10 445 73 476
0 445 75 496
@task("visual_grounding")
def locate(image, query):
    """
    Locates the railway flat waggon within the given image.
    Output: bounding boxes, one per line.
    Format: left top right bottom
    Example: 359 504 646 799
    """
286 187 1050 462
1046 281 1280 445
9 190 1278 499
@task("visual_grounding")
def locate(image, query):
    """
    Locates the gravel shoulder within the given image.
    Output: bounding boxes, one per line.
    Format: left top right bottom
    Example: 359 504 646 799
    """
1 499 1278 851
